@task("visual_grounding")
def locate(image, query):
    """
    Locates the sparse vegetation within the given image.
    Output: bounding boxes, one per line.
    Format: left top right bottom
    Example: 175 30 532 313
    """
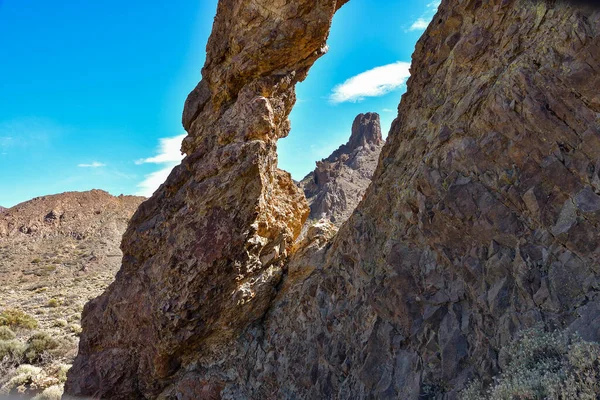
460 326 600 400
47 298 61 308
0 308 39 329
0 326 16 340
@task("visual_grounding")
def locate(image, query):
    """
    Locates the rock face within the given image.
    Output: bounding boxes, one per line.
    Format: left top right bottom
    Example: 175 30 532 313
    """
0 206 6 213
299 112 384 225
66 0 600 399
66 0 346 398
0 190 144 329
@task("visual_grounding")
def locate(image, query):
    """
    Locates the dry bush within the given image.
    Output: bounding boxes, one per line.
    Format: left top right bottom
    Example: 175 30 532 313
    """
461 326 600 400
0 326 16 340
0 308 39 329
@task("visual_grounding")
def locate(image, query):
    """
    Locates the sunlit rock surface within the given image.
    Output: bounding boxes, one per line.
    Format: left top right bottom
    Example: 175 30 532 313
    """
300 112 384 225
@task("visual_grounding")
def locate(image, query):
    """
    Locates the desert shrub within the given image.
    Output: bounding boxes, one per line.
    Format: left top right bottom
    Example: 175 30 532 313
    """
0 339 26 363
32 384 64 400
0 364 42 394
0 308 39 329
52 319 68 328
460 326 600 400
24 332 60 363
0 326 16 340
47 298 61 308
69 323 82 335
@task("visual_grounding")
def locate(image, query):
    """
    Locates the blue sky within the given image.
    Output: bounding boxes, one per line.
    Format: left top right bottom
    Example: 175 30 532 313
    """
0 0 439 207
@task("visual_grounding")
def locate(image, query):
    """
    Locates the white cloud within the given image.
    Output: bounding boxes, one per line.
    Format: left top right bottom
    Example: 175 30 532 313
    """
330 62 411 103
382 108 396 113
135 134 186 197
135 134 186 164
408 18 430 31
78 161 106 168
407 0 441 32
136 166 177 197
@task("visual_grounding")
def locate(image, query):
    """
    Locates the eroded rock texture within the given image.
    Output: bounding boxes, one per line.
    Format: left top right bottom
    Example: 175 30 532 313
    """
66 0 600 399
300 112 384 225
65 0 347 398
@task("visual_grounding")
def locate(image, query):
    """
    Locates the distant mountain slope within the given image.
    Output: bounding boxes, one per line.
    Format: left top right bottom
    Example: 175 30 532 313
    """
299 112 384 225
0 206 5 213
0 189 144 329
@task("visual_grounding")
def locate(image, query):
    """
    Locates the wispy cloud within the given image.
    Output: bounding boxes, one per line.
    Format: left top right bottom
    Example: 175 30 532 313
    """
407 0 441 32
135 134 186 197
408 18 430 31
77 161 106 168
330 62 411 103
135 134 186 165
382 108 396 113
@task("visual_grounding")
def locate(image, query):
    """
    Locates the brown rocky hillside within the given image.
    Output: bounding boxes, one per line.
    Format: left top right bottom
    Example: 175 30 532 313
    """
299 112 384 225
0 190 144 329
0 190 143 397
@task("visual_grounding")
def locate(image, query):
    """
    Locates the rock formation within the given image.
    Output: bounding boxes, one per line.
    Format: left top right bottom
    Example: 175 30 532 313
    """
66 0 600 399
299 112 384 225
0 206 6 213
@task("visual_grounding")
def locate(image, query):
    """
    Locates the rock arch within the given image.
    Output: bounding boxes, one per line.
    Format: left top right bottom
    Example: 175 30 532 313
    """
66 0 600 398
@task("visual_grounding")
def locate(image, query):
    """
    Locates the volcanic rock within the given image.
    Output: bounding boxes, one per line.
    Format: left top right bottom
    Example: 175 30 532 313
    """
66 0 600 399
65 0 350 397
299 112 384 225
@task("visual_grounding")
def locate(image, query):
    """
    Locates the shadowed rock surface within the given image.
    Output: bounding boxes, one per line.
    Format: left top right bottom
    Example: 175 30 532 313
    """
299 112 384 225
66 0 600 399
0 206 6 213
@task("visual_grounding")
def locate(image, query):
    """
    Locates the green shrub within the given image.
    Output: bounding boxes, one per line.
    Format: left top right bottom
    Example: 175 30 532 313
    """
0 326 16 340
460 326 600 400
0 308 38 329
47 298 61 308
0 339 26 362
24 332 60 363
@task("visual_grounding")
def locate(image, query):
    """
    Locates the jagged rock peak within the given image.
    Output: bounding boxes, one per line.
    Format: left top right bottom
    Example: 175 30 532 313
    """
300 112 384 224
347 112 383 150
324 112 383 163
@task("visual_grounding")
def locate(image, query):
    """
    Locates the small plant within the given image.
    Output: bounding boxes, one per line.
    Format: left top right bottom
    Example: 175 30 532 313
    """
0 308 39 329
24 332 60 364
69 324 82 335
32 384 64 400
31 258 41 264
0 326 16 340
47 298 61 308
51 319 67 328
0 339 26 362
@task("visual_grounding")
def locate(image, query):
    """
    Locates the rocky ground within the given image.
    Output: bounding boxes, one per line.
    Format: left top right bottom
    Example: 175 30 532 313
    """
0 190 143 398
299 112 384 226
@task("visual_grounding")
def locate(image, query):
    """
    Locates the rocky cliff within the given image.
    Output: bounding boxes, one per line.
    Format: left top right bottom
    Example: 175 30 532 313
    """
66 0 600 399
299 112 384 225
